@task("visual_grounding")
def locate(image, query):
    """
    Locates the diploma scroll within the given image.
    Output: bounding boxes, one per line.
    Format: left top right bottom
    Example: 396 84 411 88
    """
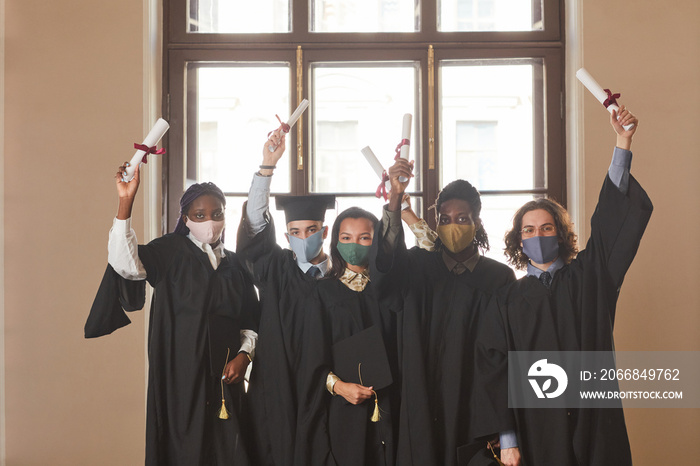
123 118 170 182
361 146 409 210
576 68 634 131
268 99 310 152
397 114 412 182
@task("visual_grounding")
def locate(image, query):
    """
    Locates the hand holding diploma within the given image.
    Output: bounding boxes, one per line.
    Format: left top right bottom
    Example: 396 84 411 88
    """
610 105 638 151
361 146 409 209
261 129 286 176
123 118 170 182
387 158 414 213
267 99 310 152
576 68 634 131
115 163 140 220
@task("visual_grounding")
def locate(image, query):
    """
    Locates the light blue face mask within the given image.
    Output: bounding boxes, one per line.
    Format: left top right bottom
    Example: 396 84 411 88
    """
286 228 325 263
522 235 560 264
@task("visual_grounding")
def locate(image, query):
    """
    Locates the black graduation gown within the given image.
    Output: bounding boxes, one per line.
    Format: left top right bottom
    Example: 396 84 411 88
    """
300 278 400 466
236 212 321 466
371 227 516 466
473 175 653 466
86 233 260 466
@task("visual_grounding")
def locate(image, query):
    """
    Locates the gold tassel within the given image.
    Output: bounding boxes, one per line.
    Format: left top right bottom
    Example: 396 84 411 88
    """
359 363 382 423
370 390 381 422
487 441 506 466
218 348 231 420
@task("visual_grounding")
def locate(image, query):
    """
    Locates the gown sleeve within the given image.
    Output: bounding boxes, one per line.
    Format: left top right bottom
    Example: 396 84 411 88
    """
84 264 146 338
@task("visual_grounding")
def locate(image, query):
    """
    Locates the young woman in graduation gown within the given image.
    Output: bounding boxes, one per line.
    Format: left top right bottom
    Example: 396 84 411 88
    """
473 106 652 466
85 164 259 465
299 207 399 466
370 162 516 466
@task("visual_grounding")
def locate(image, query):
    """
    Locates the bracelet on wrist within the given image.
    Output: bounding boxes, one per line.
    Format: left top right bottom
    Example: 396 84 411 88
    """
259 164 276 169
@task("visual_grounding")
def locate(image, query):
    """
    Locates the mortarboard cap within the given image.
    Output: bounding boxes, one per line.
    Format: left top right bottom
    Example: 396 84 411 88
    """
275 194 336 224
332 325 393 391
457 441 503 466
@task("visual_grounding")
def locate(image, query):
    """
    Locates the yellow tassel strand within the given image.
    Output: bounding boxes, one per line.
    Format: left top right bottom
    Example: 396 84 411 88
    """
359 363 382 423
218 348 231 420
370 390 381 422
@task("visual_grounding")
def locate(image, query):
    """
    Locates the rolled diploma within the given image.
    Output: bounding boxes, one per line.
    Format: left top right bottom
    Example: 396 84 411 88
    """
398 114 412 182
123 118 170 182
361 146 409 210
268 99 310 152
285 99 310 132
576 68 634 131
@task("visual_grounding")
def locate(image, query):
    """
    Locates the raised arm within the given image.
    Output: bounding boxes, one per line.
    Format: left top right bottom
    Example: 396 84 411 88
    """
108 163 147 280
243 129 287 235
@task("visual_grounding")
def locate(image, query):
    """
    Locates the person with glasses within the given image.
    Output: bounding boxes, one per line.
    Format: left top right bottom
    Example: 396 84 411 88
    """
86 164 260 465
473 105 652 466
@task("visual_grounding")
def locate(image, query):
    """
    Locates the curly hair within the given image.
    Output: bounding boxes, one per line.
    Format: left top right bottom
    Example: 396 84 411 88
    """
327 207 379 280
504 198 578 270
431 179 490 253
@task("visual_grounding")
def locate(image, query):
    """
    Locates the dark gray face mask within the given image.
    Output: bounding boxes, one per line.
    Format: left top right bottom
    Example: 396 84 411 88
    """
286 228 325 263
522 235 560 264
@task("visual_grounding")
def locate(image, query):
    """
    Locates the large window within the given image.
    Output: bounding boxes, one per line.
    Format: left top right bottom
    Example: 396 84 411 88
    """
164 0 564 262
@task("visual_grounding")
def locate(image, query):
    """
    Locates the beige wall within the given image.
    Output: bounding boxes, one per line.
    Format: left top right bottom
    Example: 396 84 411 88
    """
582 0 700 463
1 0 698 465
3 0 147 464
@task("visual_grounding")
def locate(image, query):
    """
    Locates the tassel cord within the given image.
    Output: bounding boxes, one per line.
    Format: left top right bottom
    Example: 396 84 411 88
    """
358 362 383 422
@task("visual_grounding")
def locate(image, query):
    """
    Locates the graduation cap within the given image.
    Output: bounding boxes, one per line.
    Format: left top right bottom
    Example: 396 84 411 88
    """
275 194 336 224
332 325 393 422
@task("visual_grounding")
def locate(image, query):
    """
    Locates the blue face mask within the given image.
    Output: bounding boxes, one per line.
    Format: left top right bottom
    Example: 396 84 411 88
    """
336 242 371 267
286 228 325 263
522 235 560 264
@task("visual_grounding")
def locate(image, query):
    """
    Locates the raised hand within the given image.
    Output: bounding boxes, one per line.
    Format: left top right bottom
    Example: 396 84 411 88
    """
260 129 286 176
611 105 638 150
115 163 140 220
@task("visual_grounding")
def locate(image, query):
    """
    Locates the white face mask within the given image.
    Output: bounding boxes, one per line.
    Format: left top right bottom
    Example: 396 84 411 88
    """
185 218 225 244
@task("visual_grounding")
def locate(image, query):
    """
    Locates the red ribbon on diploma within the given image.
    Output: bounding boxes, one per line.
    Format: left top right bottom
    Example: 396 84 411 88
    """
395 138 410 159
375 171 390 201
374 139 411 200
603 89 621 109
267 114 291 138
134 143 166 164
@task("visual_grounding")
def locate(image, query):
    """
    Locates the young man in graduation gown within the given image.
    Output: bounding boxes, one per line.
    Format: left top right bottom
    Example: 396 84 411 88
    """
473 106 652 466
236 129 336 466
86 166 259 465
370 160 516 466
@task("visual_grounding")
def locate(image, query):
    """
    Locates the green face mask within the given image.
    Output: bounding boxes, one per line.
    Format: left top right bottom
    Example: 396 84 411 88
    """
336 242 371 266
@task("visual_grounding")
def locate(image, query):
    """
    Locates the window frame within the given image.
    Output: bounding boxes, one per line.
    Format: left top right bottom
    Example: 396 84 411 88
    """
163 0 565 233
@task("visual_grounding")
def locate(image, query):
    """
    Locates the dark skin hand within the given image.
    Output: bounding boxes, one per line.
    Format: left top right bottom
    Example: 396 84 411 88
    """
387 158 414 212
222 352 251 384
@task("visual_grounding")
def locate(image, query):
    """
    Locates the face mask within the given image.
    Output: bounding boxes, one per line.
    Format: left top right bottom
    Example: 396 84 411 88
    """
185 218 225 245
286 228 325 263
337 242 370 267
437 224 476 254
522 235 560 264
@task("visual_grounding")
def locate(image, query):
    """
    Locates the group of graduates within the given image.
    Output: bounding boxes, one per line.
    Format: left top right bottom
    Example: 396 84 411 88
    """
86 104 652 466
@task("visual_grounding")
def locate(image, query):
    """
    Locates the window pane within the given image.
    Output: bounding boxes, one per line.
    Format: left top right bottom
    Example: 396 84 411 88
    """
480 194 534 277
439 59 543 191
311 63 420 194
311 0 420 32
438 0 543 31
195 64 291 193
189 0 291 33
